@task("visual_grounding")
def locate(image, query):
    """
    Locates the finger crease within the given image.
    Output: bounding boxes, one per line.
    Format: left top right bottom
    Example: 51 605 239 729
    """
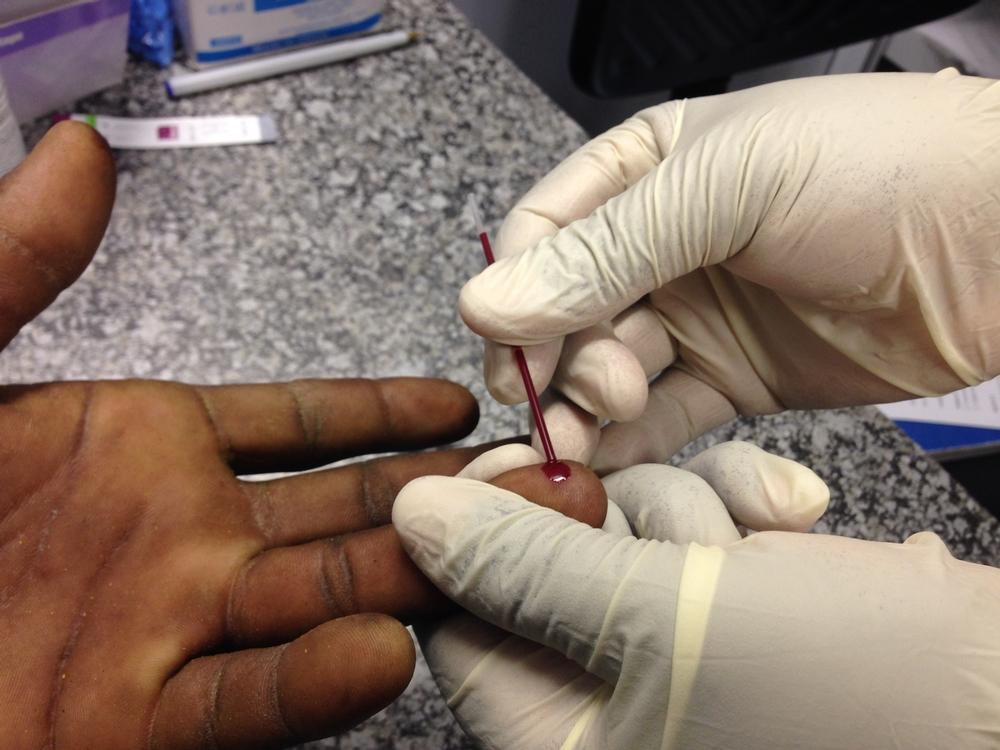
319 538 357 617
205 661 224 750
225 558 253 645
0 224 64 288
358 461 386 527
369 380 396 437
240 481 277 544
285 382 318 455
194 389 232 460
268 645 297 740
145 692 164 750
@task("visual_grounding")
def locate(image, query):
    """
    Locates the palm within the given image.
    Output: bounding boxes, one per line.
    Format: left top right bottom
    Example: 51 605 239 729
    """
2 380 258 746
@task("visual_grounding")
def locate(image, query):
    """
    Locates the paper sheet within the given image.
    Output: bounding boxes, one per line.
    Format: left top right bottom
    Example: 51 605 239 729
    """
878 378 1000 430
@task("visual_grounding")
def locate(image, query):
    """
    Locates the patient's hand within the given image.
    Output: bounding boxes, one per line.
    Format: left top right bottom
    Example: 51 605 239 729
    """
0 122 489 749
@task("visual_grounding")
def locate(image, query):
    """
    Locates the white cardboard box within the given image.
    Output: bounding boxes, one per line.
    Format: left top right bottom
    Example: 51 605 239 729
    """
174 0 384 67
0 0 129 123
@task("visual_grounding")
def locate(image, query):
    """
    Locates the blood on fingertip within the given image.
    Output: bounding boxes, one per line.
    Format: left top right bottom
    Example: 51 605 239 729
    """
541 460 571 483
491 460 606 528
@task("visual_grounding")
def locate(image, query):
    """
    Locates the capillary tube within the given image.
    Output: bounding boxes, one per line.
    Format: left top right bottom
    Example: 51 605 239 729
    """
468 197 567 480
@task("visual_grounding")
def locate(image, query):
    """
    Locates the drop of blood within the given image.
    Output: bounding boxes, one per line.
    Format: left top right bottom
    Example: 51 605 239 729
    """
541 460 571 483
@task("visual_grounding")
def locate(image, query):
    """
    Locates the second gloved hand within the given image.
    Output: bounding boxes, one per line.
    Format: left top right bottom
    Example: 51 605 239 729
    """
462 70 1000 472
395 443 1000 749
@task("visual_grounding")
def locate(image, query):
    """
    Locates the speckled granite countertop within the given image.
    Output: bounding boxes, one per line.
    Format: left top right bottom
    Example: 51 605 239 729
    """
7 1 999 747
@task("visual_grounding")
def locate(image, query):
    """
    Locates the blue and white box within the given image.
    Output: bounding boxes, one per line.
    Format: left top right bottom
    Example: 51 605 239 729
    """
879 378 1000 458
174 0 384 67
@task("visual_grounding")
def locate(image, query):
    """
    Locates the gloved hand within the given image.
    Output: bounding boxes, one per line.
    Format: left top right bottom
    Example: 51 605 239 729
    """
461 70 1000 473
395 443 1000 749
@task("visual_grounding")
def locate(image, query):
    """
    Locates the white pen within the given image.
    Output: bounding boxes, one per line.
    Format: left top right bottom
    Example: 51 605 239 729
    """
166 29 419 98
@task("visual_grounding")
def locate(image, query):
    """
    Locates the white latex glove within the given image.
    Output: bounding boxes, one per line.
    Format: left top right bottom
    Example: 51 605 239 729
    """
395 444 1000 749
462 70 1000 473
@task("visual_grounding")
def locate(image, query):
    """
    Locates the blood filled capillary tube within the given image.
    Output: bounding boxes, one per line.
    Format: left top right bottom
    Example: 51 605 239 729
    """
468 196 570 482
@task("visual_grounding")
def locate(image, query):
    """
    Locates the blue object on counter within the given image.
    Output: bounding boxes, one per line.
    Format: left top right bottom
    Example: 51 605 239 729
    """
128 0 175 67
894 420 1000 456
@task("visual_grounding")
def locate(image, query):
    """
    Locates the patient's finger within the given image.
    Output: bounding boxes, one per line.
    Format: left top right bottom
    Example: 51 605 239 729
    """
230 462 609 646
227 525 447 647
0 122 115 351
194 377 479 473
491 460 608 529
151 615 414 749
241 441 516 548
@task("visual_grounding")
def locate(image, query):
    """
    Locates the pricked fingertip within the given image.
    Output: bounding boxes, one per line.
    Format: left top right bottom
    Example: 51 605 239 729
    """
491 461 607 529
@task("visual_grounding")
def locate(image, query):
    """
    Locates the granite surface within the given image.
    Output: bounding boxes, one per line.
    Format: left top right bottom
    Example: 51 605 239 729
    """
7 0 1000 747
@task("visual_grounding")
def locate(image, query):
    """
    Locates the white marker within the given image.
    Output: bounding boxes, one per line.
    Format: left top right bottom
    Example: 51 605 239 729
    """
166 30 419 98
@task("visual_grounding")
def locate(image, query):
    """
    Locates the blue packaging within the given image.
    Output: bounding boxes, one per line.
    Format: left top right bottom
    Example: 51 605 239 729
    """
128 0 175 67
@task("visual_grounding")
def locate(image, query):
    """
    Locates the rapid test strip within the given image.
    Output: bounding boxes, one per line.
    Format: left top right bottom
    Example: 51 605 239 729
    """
64 113 278 149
